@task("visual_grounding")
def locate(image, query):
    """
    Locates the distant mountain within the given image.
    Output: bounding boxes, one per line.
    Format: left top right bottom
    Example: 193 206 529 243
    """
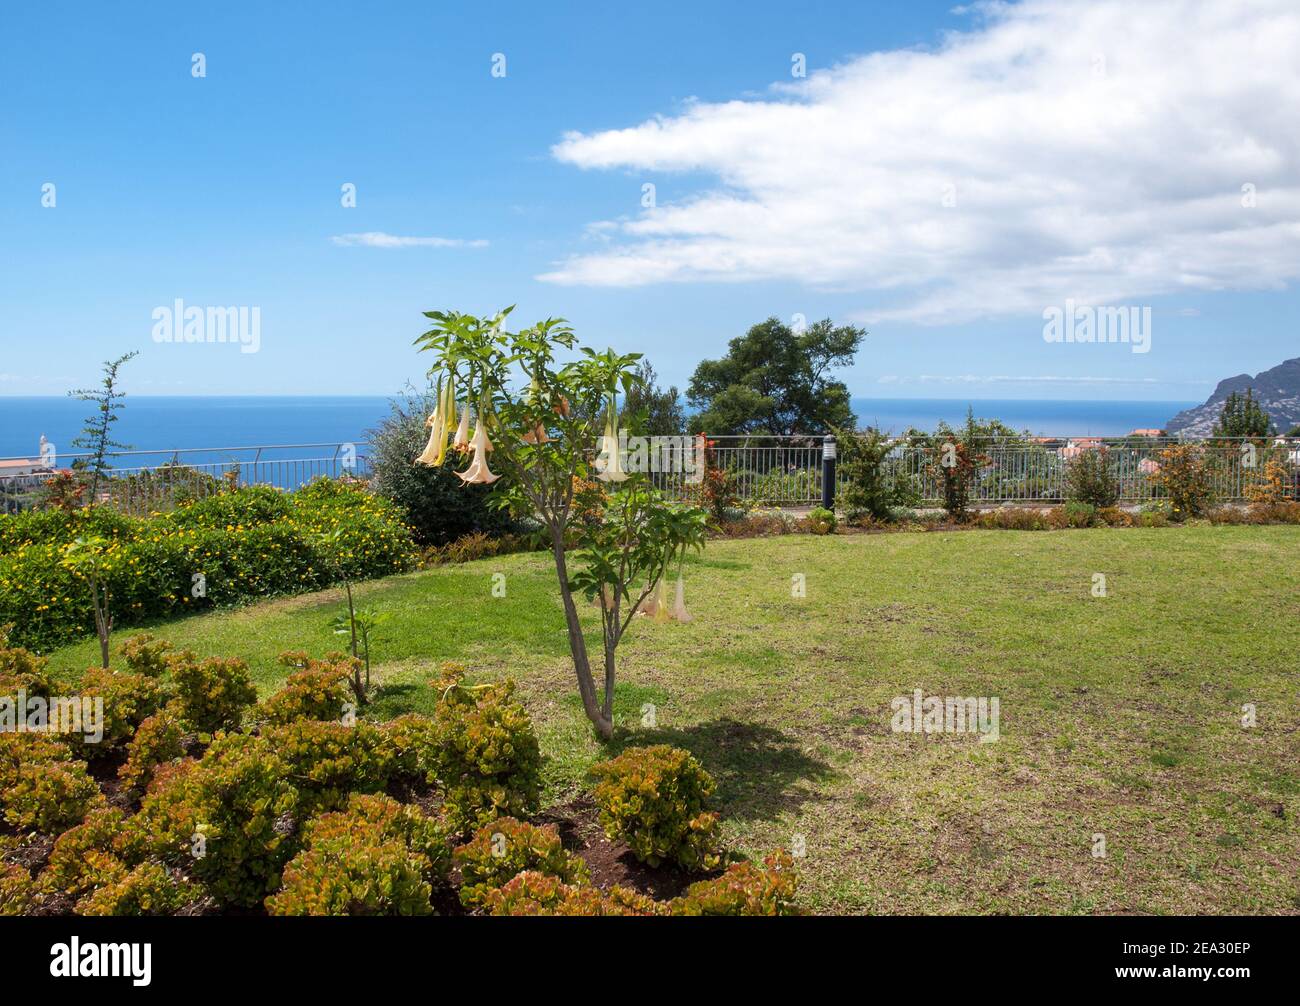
1167 357 1300 437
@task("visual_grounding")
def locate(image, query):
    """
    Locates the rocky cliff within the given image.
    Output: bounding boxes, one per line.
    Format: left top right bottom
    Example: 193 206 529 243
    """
1167 357 1300 436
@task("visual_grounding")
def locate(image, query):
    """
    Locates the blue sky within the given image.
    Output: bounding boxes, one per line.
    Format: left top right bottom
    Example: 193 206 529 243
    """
1 0 1296 401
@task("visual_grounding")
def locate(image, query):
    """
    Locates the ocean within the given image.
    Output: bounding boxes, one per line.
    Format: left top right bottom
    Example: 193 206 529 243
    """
0 395 1198 461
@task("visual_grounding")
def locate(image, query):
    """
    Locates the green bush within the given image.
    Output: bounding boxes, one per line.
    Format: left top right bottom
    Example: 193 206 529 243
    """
167 651 257 733
433 668 543 832
70 667 168 756
118 704 187 794
41 808 137 899
669 850 799 915
453 817 589 909
266 794 448 916
266 720 390 816
0 732 103 833
379 713 442 785
835 428 920 522
1064 449 1120 508
806 506 837 535
76 862 197 917
0 627 54 697
590 744 722 871
0 862 33 916
117 633 173 677
481 870 660 916
130 733 298 908
366 390 517 547
260 657 354 725
0 481 415 651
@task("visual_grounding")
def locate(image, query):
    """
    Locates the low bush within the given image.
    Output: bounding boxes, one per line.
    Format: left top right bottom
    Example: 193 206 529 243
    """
0 732 103 833
1151 444 1217 519
0 627 54 698
266 794 448 916
118 704 187 794
130 733 298 908
0 862 33 916
379 713 442 785
70 667 168 756
266 720 390 815
259 657 354 725
117 633 173 677
76 862 197 917
590 744 722 871
482 871 661 916
669 850 799 916
41 808 137 899
805 506 836 535
433 667 542 832
167 651 257 734
453 817 589 909
835 428 920 522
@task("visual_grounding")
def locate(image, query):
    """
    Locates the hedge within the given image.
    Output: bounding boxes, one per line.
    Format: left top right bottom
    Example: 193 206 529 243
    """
0 480 415 652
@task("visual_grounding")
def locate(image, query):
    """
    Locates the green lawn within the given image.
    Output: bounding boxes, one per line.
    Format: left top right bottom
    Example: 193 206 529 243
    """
46 526 1300 914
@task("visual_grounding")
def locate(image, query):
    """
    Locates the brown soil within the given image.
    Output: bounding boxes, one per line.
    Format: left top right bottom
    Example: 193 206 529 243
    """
539 796 715 901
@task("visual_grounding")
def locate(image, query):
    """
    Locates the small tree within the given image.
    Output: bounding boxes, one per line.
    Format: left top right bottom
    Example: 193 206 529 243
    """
1213 389 1274 440
835 427 920 522
414 308 708 739
316 528 367 705
68 351 138 503
60 536 114 668
329 607 388 693
1152 444 1216 519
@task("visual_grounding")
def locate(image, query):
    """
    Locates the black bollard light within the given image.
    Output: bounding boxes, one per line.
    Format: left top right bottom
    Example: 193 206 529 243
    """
821 434 836 511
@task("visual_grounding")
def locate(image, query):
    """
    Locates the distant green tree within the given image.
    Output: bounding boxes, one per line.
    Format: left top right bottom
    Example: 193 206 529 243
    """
1212 388 1274 439
68 351 138 502
686 317 864 436
622 359 685 435
1287 424 1300 437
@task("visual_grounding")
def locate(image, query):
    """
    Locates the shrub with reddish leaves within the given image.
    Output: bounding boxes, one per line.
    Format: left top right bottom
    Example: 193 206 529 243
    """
167 651 257 734
260 658 353 725
670 850 799 916
483 871 662 916
590 744 721 871
452 817 588 909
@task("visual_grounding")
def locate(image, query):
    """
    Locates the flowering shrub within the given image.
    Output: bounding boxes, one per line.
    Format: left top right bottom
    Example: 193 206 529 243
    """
1151 444 1217 519
432 667 543 832
129 733 298 908
266 794 447 916
118 704 186 794
806 506 836 535
453 817 589 909
76 862 197 917
266 720 390 815
0 480 415 651
0 732 103 832
259 657 353 725
669 850 799 916
167 651 257 733
590 744 722 871
1064 448 1120 508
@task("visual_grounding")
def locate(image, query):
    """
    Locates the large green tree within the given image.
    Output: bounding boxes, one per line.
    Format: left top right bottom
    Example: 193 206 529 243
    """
685 317 864 436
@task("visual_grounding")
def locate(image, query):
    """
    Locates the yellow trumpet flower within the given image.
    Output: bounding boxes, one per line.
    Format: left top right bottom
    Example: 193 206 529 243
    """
456 416 499 484
596 394 628 482
416 379 456 467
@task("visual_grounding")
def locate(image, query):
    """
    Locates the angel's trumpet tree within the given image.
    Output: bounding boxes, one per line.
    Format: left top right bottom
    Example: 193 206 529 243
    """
414 308 708 739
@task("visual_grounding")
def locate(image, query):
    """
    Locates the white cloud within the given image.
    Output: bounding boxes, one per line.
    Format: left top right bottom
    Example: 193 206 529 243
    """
540 0 1300 324
332 232 488 249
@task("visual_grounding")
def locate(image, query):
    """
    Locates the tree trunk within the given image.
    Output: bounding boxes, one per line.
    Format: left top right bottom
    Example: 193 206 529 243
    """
550 527 613 739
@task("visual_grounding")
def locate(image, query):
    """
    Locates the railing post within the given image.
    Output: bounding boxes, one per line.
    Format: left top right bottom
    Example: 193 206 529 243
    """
821 434 836 510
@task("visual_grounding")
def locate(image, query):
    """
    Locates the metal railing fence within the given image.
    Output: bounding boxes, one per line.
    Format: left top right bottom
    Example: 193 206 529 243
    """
2 435 1297 514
